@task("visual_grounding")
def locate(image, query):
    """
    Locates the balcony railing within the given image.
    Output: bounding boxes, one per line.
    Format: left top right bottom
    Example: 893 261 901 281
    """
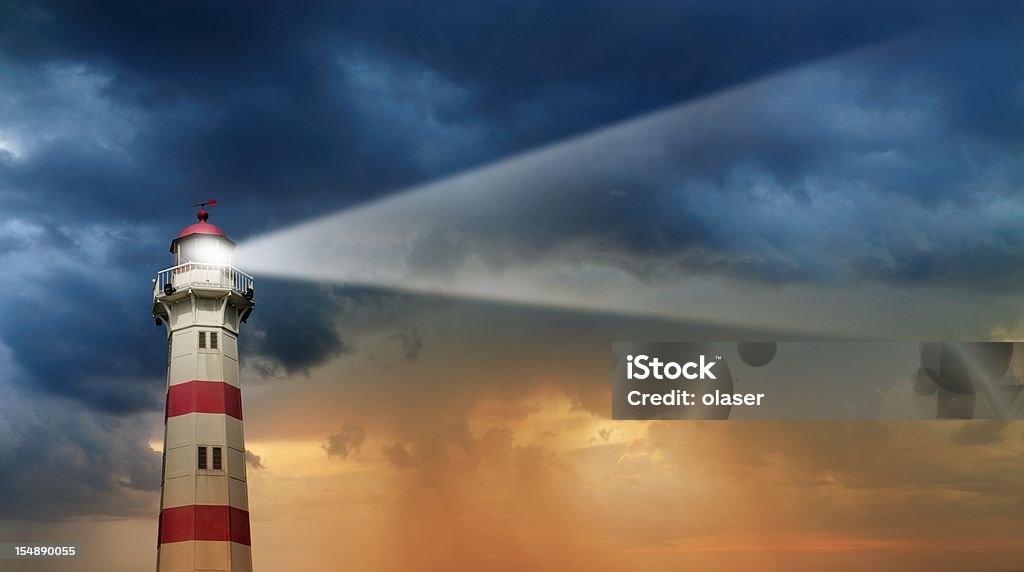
154 262 254 298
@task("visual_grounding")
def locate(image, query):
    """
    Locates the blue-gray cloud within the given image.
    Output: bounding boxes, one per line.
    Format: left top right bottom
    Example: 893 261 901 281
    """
0 372 160 519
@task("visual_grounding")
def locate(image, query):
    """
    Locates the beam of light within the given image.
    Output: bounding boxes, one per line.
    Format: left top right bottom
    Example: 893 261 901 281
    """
236 84 770 325
235 37 934 335
947 343 1016 419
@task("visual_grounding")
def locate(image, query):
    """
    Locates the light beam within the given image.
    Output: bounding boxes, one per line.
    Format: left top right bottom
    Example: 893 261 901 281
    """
235 35 1000 337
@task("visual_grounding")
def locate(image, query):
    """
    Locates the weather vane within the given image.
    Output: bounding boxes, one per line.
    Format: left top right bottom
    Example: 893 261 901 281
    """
192 198 218 221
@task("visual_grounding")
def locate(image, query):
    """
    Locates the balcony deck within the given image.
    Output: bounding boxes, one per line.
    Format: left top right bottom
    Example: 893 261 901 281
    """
154 262 254 300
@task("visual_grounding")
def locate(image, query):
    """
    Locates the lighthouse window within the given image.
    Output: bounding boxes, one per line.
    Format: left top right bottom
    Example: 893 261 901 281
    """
197 446 208 470
210 332 218 350
212 447 223 470
198 331 206 349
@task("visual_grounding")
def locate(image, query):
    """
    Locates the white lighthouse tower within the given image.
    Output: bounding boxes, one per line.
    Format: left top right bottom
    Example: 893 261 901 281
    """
152 203 255 571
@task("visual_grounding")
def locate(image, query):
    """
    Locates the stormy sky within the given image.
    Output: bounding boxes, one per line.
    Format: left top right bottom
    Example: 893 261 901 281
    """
0 1 1022 570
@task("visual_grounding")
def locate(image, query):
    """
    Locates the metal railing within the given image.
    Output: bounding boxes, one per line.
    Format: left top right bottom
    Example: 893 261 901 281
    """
154 262 254 298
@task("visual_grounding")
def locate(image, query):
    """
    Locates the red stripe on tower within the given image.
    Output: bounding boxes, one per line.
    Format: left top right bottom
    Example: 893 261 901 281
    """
166 380 243 420
159 505 252 545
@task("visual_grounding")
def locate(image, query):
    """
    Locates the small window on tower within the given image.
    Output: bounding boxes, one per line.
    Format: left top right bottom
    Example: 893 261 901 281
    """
198 446 208 470
198 331 206 349
212 447 223 470
210 332 218 350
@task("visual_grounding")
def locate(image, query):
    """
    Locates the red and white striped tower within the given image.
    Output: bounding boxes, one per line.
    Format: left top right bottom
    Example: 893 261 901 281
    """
152 203 255 571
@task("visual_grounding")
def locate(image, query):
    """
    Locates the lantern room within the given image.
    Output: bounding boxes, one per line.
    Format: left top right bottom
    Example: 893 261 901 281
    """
153 203 253 305
153 202 254 327
171 208 236 265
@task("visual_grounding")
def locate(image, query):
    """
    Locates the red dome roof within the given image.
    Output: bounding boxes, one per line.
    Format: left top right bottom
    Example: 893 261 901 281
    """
169 210 235 252
176 221 230 240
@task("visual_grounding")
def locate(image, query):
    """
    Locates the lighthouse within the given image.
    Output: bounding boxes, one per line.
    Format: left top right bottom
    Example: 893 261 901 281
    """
152 203 255 571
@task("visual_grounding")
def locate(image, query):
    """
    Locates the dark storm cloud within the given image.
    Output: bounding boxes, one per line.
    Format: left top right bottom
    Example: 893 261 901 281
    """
323 424 366 460
0 217 168 413
0 0 998 225
242 281 354 377
243 286 442 377
245 449 266 470
382 443 418 469
395 327 423 361
0 283 166 413
389 327 423 363
0 382 160 519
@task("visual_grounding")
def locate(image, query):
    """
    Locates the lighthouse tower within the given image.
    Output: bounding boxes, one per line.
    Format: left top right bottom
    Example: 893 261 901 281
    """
152 204 255 571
